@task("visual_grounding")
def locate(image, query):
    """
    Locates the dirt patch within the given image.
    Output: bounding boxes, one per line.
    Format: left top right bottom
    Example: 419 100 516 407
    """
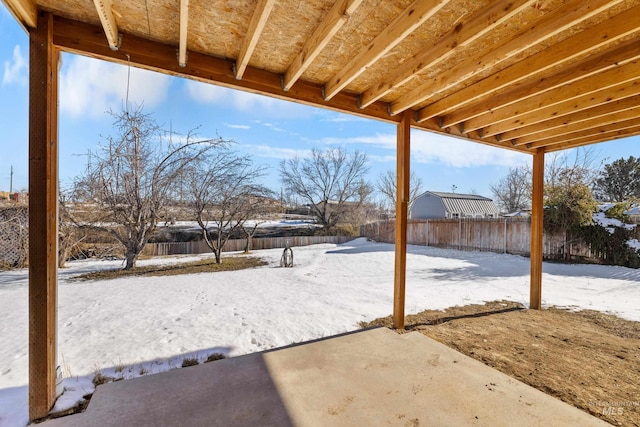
362 301 640 426
71 256 268 281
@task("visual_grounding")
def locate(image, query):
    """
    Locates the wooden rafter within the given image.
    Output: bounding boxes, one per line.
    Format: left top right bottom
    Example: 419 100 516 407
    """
514 106 640 146
391 0 617 116
323 0 451 101
416 2 640 123
506 96 640 143
484 81 640 139
50 17 527 155
545 126 640 152
283 0 363 91
447 39 640 133
93 0 119 50
527 118 640 149
358 0 536 109
3 0 37 29
178 0 189 67
235 0 276 80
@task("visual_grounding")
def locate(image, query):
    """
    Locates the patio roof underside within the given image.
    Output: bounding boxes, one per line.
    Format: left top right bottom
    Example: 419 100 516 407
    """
5 0 640 153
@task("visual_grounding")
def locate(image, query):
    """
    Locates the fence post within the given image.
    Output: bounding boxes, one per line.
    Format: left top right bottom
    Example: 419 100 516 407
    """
504 218 507 254
425 220 429 247
458 218 462 250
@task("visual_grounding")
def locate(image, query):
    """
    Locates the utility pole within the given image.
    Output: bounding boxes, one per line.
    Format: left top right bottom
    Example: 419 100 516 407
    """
9 165 13 193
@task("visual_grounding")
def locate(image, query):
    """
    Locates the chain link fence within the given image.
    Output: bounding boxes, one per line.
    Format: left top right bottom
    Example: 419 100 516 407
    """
0 206 29 269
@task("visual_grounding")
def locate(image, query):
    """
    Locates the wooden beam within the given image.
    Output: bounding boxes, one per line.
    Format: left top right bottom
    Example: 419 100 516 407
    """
283 0 363 91
235 0 276 80
544 126 640 152
530 150 544 310
509 99 640 145
93 0 120 50
50 17 532 154
359 0 535 108
444 38 640 132
527 118 640 149
28 11 59 421
390 0 617 116
323 0 451 101
394 110 412 329
416 1 640 122
52 17 397 122
505 104 640 145
481 71 640 138
178 0 189 67
2 0 37 29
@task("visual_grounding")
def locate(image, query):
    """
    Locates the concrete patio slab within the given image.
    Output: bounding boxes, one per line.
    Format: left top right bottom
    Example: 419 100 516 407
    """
41 328 609 426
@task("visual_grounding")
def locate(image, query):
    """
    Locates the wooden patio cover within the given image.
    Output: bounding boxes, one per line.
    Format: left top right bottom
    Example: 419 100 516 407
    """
3 0 640 420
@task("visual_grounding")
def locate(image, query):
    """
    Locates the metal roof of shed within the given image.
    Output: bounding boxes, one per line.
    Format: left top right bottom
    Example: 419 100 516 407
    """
421 191 500 215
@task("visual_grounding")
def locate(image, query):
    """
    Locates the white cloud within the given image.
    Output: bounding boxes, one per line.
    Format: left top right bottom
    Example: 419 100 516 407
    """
315 130 529 168
184 79 313 118
225 123 250 129
241 144 311 160
257 121 286 132
367 154 396 163
59 55 171 118
319 133 396 150
411 131 528 168
2 45 26 86
317 112 366 123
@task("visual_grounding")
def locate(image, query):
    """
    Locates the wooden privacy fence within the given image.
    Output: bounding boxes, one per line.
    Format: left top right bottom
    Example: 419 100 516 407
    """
360 218 593 259
143 235 354 257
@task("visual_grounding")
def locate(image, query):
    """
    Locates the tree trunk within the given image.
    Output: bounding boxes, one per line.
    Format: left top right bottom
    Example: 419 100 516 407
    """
214 248 222 264
244 233 252 254
125 248 138 270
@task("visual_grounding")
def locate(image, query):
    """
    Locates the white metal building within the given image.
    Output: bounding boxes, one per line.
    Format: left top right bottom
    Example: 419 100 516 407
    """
410 191 500 219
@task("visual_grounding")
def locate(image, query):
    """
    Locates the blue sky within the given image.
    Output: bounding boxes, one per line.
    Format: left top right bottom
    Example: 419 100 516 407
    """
1 4 637 202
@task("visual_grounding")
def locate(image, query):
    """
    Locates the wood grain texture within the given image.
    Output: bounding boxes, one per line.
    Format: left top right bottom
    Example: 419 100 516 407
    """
28 11 59 421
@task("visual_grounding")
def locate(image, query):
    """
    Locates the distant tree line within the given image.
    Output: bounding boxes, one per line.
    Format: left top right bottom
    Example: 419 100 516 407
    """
490 149 640 267
61 107 390 270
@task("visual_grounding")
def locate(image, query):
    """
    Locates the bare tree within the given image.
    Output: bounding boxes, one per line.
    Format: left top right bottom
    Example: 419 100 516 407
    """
241 220 263 254
490 166 531 213
279 148 372 232
376 169 423 212
74 106 218 269
187 146 270 264
58 190 87 268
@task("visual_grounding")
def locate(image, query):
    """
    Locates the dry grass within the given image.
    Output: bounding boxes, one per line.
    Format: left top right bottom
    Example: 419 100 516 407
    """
363 301 640 426
181 357 199 368
204 353 226 363
72 256 268 281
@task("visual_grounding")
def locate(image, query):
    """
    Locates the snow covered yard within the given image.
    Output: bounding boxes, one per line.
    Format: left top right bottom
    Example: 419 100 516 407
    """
1 237 639 426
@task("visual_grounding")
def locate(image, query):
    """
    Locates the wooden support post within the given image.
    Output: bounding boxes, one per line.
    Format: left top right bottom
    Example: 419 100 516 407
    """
29 12 59 421
530 150 544 310
393 111 411 329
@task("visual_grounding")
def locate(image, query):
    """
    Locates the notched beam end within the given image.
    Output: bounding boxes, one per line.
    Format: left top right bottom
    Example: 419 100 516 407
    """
109 33 122 51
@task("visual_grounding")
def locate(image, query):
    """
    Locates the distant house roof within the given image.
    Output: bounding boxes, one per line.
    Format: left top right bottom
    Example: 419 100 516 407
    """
503 210 531 218
419 191 499 217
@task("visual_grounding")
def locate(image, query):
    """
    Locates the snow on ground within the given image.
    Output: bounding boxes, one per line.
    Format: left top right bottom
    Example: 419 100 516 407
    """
1 238 640 426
